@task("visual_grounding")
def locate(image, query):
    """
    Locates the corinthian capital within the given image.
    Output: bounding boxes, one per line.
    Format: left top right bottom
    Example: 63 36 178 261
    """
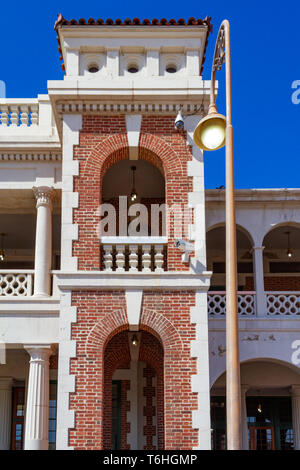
33 186 55 209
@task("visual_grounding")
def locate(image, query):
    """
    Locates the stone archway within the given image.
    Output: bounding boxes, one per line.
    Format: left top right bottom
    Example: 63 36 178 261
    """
102 329 164 450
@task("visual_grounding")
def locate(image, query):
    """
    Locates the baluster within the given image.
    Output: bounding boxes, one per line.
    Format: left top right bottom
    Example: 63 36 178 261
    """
115 245 125 272
129 245 138 272
0 106 9 126
30 105 38 125
20 105 29 126
103 245 113 272
10 106 19 126
154 244 164 273
142 244 152 273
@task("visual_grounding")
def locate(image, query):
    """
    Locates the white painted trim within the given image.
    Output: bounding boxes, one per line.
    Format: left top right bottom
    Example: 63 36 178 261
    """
125 115 142 160
126 290 143 331
190 291 211 450
55 271 212 291
56 290 77 450
61 114 82 272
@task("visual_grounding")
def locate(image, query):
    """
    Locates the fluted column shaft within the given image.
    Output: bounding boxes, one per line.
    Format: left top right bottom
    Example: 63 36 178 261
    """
0 377 13 450
24 345 52 450
291 385 300 450
33 186 54 297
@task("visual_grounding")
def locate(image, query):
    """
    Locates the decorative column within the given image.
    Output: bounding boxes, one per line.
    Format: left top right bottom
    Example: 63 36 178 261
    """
252 246 267 316
0 377 13 450
291 385 300 450
241 384 249 450
33 186 55 297
24 345 52 450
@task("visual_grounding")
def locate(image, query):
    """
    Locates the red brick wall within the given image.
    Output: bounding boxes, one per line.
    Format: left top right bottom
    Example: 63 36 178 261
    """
72 114 193 271
68 290 197 450
244 276 300 291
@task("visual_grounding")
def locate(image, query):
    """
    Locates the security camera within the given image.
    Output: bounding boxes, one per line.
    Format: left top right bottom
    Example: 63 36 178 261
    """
174 111 184 130
174 239 195 262
174 239 194 252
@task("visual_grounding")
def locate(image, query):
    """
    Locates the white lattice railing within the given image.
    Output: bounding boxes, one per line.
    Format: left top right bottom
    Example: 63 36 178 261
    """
0 100 38 127
266 292 300 316
0 270 34 297
208 292 256 317
101 237 167 272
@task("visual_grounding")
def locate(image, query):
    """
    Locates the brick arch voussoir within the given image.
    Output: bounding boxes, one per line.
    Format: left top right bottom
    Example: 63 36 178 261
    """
84 308 129 359
140 308 183 352
81 133 129 179
139 132 184 176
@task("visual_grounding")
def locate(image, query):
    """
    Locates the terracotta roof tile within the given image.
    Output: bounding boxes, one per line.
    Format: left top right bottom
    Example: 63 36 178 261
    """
54 14 212 74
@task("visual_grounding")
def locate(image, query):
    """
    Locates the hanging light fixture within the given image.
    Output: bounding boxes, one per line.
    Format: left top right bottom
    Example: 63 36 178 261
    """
285 231 293 258
257 403 262 413
131 334 139 346
0 233 5 262
130 166 138 202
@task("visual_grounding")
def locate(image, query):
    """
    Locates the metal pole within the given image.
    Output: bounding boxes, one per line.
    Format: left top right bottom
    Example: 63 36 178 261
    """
223 19 242 450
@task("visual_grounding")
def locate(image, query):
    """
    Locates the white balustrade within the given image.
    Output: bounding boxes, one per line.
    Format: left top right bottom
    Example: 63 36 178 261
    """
101 237 167 273
208 292 256 317
0 101 39 127
266 292 300 315
0 271 33 297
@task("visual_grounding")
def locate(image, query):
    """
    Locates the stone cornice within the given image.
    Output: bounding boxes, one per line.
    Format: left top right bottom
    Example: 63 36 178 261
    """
0 153 61 162
206 188 300 204
54 270 212 291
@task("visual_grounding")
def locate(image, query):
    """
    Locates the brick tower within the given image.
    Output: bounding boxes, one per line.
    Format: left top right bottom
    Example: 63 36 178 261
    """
50 15 213 450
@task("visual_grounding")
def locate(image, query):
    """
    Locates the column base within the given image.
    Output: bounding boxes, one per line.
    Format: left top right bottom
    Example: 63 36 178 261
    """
24 439 48 450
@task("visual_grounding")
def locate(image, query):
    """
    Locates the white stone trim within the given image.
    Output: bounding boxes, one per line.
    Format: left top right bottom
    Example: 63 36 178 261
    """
56 290 77 450
185 115 207 274
61 114 82 271
0 153 61 161
126 290 143 331
55 271 212 291
125 115 142 160
190 291 211 450
56 101 208 116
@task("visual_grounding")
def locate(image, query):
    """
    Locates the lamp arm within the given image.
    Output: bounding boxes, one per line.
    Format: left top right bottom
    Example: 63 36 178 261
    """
209 19 231 126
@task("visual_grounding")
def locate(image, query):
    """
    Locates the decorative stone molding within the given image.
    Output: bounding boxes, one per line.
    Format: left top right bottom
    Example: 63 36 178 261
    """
125 114 142 160
0 153 61 161
56 101 207 116
33 186 55 209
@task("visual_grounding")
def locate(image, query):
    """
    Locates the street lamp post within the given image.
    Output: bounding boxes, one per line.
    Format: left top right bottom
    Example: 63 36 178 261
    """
193 20 242 450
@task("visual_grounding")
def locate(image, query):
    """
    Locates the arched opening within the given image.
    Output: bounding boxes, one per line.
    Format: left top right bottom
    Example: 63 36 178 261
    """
103 329 164 450
262 224 300 291
206 225 255 316
211 359 300 450
206 224 254 291
102 158 165 237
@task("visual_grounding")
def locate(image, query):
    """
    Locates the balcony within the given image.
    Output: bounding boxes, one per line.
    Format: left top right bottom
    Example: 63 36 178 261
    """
0 96 60 151
0 270 58 298
101 236 167 273
208 291 300 317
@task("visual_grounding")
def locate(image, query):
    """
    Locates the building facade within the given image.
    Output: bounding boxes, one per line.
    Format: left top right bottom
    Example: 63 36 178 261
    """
0 16 299 451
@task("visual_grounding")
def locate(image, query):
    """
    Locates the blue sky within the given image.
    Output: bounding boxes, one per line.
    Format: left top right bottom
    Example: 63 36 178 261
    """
0 0 299 189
